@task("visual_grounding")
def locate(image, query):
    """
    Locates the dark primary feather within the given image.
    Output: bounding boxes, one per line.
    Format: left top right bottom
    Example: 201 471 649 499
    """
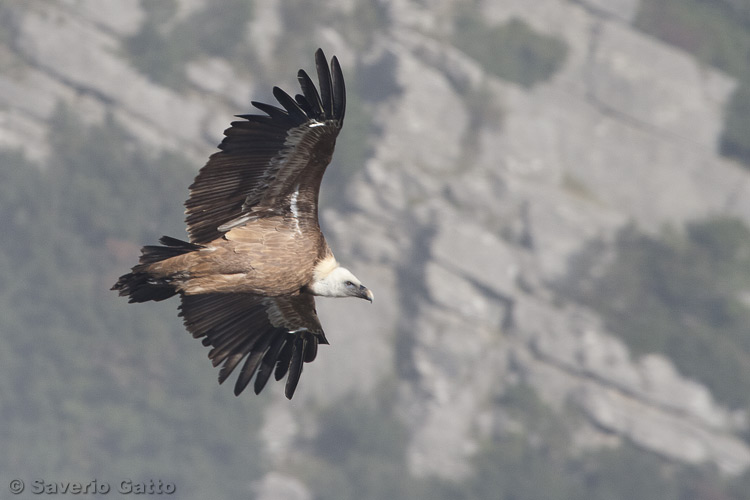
330 57 346 122
254 334 287 394
286 337 305 399
178 293 326 399
184 48 346 244
316 49 334 117
272 86 309 125
297 69 324 118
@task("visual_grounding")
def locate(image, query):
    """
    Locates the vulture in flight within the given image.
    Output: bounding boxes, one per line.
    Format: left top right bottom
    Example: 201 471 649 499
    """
112 49 372 399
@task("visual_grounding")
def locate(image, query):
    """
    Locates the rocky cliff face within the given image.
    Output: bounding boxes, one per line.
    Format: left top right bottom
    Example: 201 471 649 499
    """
3 0 750 496
322 0 750 481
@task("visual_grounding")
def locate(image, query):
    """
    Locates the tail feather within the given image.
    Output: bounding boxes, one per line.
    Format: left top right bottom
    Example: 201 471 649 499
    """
112 236 202 303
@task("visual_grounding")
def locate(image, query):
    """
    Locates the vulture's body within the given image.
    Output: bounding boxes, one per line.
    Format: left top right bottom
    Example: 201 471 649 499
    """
112 50 372 399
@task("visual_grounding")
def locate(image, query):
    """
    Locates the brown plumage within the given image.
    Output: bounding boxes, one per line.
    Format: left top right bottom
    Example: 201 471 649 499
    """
112 49 373 399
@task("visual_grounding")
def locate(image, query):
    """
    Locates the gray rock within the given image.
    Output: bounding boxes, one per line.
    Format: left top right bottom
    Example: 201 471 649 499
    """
59 0 143 36
572 0 641 21
15 7 215 158
254 472 312 500
516 296 750 473
185 57 254 107
575 383 750 475
430 212 519 299
398 308 506 480
587 21 736 149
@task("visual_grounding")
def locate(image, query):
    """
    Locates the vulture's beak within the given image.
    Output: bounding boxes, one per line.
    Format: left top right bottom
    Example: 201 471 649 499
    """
359 285 374 303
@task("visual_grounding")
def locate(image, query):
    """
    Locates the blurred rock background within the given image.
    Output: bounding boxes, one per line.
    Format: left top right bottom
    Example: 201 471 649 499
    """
2 0 750 498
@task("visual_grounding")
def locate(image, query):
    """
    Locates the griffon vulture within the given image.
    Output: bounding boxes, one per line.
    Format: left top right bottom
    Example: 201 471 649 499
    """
112 49 372 399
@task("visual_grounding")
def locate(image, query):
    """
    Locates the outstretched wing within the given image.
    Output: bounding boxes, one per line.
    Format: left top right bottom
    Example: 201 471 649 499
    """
179 292 328 399
185 48 346 244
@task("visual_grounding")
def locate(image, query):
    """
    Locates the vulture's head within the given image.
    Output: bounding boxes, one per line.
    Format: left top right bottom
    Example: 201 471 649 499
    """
310 261 373 302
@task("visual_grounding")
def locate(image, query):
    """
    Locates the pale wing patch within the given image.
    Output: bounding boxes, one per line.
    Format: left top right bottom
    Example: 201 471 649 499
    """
289 184 301 234
218 214 253 232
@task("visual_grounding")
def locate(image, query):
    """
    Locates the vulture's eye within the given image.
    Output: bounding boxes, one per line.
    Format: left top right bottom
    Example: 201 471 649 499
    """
345 281 355 288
